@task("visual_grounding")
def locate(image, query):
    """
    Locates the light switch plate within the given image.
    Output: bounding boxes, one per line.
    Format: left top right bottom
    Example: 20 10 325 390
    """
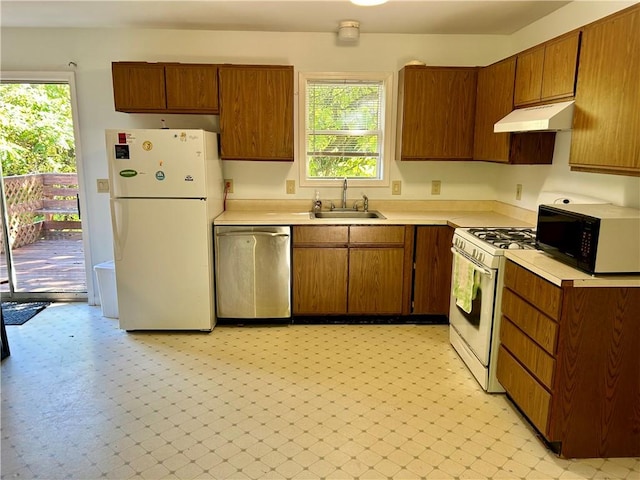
286 180 296 194
391 180 402 195
516 183 523 200
97 178 109 193
431 180 441 195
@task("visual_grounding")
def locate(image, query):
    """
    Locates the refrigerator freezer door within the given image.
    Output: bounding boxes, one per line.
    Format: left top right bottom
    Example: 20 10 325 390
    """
111 197 214 330
107 129 210 198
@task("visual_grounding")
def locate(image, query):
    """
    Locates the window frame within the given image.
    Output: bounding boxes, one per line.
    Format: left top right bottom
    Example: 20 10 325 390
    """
298 71 394 188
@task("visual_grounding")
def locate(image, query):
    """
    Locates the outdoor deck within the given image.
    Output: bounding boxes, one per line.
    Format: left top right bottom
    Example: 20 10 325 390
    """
0 233 86 293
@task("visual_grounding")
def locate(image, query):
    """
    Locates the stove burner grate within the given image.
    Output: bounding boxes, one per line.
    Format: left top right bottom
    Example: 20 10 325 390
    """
467 227 537 250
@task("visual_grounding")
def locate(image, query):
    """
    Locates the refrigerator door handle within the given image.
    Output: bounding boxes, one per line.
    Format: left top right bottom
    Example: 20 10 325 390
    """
110 199 124 261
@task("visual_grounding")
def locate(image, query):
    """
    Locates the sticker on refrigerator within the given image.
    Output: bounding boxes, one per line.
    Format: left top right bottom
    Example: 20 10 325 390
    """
119 169 138 178
114 144 130 159
142 141 153 151
155 171 165 181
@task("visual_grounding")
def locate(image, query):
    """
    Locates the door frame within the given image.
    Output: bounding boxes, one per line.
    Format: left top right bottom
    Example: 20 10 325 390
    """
1 71 93 302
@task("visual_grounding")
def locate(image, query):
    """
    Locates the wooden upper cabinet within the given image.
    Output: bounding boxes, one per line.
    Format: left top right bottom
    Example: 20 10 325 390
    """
218 65 294 161
473 57 555 165
397 66 477 160
540 33 580 101
112 62 219 114
473 57 515 162
112 62 166 112
164 64 219 113
514 47 545 106
514 31 580 107
570 4 640 176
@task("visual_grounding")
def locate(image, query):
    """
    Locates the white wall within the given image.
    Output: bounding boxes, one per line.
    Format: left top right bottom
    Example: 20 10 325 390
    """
1 1 637 303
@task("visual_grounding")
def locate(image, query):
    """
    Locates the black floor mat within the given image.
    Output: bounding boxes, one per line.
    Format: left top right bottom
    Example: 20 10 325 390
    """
1 302 50 325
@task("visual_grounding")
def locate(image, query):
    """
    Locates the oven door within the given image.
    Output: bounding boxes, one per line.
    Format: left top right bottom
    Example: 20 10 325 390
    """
449 248 497 366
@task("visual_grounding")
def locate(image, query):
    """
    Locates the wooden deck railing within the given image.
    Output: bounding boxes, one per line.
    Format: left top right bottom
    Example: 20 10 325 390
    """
2 173 80 249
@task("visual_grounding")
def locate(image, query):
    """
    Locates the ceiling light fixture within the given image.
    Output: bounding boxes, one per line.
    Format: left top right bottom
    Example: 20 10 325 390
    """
337 20 360 42
350 0 389 6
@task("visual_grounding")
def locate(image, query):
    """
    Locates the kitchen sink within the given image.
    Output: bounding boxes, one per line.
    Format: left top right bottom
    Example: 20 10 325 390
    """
309 210 385 219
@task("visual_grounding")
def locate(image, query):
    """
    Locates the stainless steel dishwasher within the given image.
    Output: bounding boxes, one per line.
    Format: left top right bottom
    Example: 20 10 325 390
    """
214 226 291 320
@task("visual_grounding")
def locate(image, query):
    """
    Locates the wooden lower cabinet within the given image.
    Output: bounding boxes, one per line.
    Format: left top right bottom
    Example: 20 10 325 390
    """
293 248 347 314
498 260 640 458
412 226 453 315
497 345 552 434
292 225 406 315
348 248 404 314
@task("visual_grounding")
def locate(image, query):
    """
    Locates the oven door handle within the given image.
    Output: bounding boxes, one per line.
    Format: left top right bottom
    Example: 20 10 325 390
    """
450 247 494 278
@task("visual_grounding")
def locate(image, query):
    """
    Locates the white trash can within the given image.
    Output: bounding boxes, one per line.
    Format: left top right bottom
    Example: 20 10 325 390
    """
94 261 118 318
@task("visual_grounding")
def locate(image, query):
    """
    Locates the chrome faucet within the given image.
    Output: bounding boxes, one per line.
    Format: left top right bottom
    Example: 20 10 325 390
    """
353 194 369 212
342 178 348 209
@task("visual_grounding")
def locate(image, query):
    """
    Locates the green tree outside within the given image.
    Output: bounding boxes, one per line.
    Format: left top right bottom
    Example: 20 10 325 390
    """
306 82 382 178
0 83 76 176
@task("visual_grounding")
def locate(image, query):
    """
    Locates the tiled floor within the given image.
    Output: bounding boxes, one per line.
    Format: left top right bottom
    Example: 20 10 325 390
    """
1 303 638 480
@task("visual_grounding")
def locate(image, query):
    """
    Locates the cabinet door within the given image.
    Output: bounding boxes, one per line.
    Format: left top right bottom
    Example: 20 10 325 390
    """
570 6 640 176
165 64 219 113
473 58 516 162
397 66 477 160
514 47 545 106
412 226 453 315
497 346 552 436
219 65 294 161
112 62 166 112
348 248 404 314
293 248 348 314
540 32 580 101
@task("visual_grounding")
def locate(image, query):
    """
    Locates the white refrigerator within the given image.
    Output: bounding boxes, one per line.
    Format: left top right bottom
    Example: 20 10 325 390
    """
106 129 223 331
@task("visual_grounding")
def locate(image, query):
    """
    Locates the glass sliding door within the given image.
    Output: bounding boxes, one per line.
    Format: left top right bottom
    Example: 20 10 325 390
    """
0 80 87 301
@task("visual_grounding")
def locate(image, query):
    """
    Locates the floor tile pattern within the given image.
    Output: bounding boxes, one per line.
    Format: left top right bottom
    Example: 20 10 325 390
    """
1 303 638 479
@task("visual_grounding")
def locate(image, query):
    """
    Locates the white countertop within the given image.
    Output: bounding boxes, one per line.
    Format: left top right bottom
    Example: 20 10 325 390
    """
505 250 640 288
213 209 534 228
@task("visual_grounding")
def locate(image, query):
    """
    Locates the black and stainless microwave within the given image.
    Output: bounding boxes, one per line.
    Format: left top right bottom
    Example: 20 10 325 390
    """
536 203 640 274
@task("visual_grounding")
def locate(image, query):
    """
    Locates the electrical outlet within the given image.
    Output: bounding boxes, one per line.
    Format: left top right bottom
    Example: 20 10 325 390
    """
516 183 522 200
96 178 109 193
431 180 441 195
224 179 234 193
391 180 402 195
286 180 296 194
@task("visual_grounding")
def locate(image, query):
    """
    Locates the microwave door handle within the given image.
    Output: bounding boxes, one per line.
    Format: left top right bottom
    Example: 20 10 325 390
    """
450 247 494 278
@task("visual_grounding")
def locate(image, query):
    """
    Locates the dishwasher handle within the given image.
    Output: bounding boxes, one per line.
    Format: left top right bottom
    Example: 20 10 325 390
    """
216 231 289 238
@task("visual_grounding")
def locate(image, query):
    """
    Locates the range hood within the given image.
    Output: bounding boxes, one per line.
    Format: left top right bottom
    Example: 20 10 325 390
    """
494 100 575 133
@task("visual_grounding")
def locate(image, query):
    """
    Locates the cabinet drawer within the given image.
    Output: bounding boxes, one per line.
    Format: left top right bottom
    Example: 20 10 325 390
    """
497 345 551 436
293 226 348 245
500 318 555 389
504 260 562 320
502 288 558 354
350 226 405 244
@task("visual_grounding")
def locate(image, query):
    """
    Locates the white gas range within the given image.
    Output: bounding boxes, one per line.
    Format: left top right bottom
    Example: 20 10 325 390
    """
449 227 537 392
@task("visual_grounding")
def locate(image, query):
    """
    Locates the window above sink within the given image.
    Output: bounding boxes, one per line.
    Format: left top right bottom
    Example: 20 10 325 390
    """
298 72 393 188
